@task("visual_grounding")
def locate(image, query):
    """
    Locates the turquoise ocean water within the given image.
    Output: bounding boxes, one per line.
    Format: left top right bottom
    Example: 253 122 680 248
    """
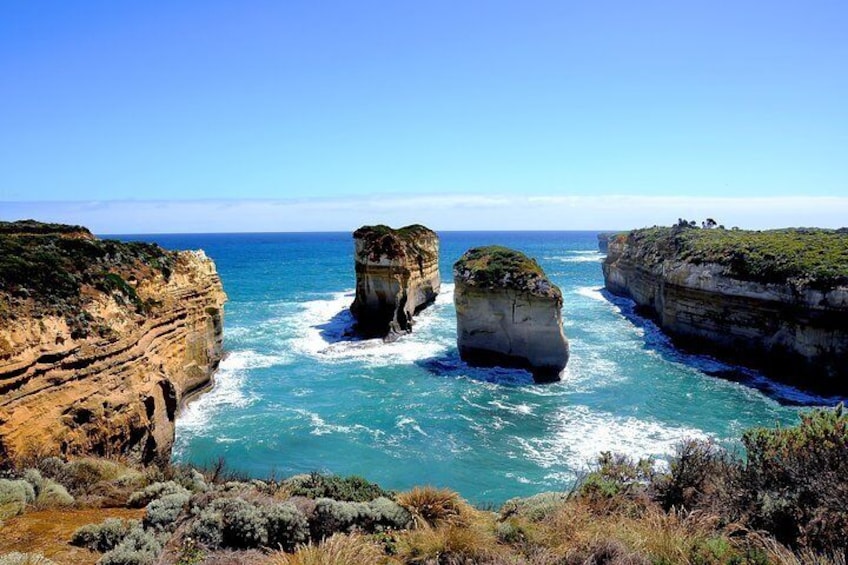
115 231 841 505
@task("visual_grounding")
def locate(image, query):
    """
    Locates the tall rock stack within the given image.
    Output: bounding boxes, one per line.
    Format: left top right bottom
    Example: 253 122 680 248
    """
0 221 226 464
453 246 569 382
350 224 440 339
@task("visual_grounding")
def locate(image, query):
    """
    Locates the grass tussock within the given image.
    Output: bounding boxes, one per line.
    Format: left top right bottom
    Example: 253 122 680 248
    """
396 486 473 529
267 533 389 565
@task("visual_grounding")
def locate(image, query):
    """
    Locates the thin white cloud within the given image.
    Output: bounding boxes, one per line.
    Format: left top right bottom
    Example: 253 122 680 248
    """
1 195 846 234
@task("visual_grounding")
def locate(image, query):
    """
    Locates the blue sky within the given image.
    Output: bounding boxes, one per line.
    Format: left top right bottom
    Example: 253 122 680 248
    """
1 1 846 231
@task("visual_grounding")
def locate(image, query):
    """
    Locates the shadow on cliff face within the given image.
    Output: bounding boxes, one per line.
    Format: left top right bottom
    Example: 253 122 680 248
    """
602 290 846 407
416 350 537 387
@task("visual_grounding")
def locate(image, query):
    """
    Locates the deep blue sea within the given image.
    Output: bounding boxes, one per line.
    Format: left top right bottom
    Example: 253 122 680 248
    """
113 231 841 505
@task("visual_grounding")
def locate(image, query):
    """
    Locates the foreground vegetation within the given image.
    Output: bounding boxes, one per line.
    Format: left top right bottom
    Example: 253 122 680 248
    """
1 406 846 564
617 221 848 289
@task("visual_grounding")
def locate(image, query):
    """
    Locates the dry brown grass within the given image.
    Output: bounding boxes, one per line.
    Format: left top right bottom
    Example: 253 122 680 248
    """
396 486 474 529
396 522 505 564
0 507 144 565
265 533 392 565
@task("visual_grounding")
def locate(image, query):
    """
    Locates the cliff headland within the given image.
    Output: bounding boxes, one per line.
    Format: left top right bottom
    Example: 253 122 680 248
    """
603 223 848 394
0 221 226 464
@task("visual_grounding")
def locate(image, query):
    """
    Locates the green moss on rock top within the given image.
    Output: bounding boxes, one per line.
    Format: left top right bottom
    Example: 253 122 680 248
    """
353 224 438 262
617 224 848 290
0 220 176 335
453 246 560 297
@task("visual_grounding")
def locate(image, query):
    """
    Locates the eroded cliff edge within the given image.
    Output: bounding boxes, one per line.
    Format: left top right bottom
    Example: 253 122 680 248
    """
454 246 569 382
0 221 226 464
603 224 848 394
350 224 440 338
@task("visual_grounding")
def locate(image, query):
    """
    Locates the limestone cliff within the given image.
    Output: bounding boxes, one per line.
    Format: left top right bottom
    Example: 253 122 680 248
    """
350 224 440 339
0 221 226 464
454 246 569 382
603 225 848 394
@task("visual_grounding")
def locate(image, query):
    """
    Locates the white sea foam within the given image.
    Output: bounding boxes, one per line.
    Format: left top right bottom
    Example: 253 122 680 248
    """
288 407 384 439
545 254 603 263
288 285 455 366
573 286 607 302
173 350 284 449
514 405 710 471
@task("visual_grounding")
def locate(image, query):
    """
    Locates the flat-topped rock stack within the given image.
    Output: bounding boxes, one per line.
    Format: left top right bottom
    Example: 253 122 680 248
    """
453 246 569 382
350 224 440 339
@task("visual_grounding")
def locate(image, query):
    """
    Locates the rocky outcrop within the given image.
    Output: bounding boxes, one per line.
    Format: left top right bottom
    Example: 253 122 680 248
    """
597 232 615 253
454 246 569 382
603 226 848 394
350 224 440 339
0 221 226 464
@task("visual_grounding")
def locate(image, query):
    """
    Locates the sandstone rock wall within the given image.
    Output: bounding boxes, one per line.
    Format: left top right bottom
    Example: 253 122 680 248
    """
350 225 440 338
0 240 225 464
603 234 848 393
454 247 569 382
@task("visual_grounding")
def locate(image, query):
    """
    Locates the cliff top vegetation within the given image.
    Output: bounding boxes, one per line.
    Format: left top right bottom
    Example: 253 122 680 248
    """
616 223 848 290
0 220 175 335
454 246 561 298
353 224 439 262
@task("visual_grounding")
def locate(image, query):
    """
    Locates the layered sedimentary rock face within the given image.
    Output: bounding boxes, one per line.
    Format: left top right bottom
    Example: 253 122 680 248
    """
603 225 848 394
453 246 569 382
0 221 226 464
350 225 440 339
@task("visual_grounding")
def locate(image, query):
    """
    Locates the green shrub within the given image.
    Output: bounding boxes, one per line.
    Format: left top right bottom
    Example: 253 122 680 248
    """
0 553 57 565
264 502 309 551
186 506 224 548
0 479 35 520
310 498 372 540
34 479 74 508
143 492 190 531
739 405 848 551
187 497 267 549
501 492 567 522
97 527 162 565
220 497 267 548
578 452 654 503
367 497 412 532
128 481 189 508
172 468 208 493
652 439 738 514
285 472 391 502
495 518 530 544
71 518 142 552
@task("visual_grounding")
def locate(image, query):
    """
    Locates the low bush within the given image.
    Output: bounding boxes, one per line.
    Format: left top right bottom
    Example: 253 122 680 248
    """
501 491 568 523
71 518 142 552
738 405 848 551
309 498 371 540
97 527 162 565
652 439 738 514
128 481 189 508
188 497 268 549
144 492 190 531
396 523 500 563
284 472 390 502
578 452 653 506
0 479 35 520
264 502 309 551
367 496 413 532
